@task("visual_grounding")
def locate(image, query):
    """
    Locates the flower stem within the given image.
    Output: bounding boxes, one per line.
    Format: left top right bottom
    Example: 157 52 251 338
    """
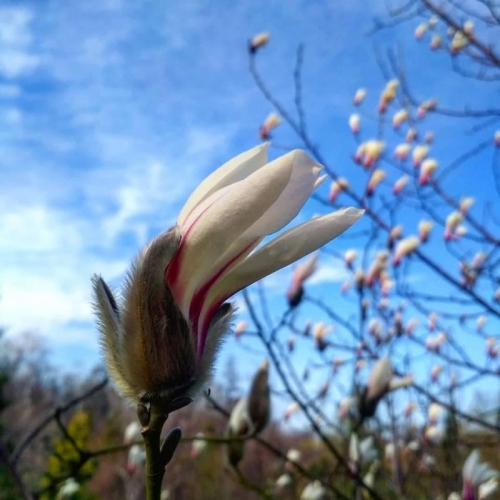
140 403 168 500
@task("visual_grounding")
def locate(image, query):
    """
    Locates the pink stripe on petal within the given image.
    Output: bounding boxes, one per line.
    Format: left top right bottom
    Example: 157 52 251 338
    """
165 190 230 302
190 239 259 358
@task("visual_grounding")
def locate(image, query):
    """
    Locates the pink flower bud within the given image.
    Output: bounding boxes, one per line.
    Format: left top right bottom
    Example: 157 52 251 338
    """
234 320 247 338
444 211 464 240
367 168 386 195
406 128 418 142
418 158 438 185
349 113 361 134
494 131 500 147
378 80 399 113
393 236 420 266
286 253 319 307
259 112 282 139
329 177 350 202
418 220 434 242
393 176 409 196
412 144 429 166
393 109 409 129
248 32 270 53
430 34 442 50
430 364 443 382
366 251 389 286
394 143 411 161
417 99 437 118
415 23 428 40
428 312 437 331
459 197 475 214
353 88 367 105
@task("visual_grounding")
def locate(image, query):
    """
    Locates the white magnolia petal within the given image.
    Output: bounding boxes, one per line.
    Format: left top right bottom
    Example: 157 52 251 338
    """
463 450 480 481
178 143 269 225
172 151 295 313
200 207 363 319
237 150 322 238
193 152 322 292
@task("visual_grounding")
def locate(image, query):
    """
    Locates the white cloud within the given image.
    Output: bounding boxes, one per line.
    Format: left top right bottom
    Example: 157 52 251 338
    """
0 6 40 78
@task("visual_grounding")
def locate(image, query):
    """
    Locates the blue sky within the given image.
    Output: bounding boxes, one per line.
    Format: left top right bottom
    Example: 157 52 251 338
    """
1 0 499 422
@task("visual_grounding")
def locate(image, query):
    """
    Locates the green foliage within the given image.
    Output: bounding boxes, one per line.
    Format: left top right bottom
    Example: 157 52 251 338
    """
39 411 98 500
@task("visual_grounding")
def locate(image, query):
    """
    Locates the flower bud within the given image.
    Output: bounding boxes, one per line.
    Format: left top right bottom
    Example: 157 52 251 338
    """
419 158 438 185
353 88 367 105
349 113 361 134
248 32 270 53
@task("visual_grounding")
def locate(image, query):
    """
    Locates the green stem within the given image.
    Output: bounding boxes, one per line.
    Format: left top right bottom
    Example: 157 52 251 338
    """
141 403 168 500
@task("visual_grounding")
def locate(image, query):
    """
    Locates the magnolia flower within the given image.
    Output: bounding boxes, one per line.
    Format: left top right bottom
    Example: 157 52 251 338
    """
431 364 443 382
359 357 392 419
353 88 367 105
418 220 434 242
419 158 438 185
404 401 417 418
394 143 411 161
413 144 429 167
460 197 475 214
354 140 385 167
393 236 420 266
248 32 270 53
338 397 356 419
451 30 469 54
234 320 247 337
340 281 351 294
393 109 409 129
406 128 418 142
275 473 294 490
472 252 487 270
479 478 499 499
349 113 361 133
127 444 146 473
428 15 439 28
428 402 444 423
366 168 386 195
190 432 207 458
494 131 500 147
286 448 302 464
313 322 333 351
406 318 419 335
462 450 498 500
123 421 141 444
93 145 362 403
428 312 438 331
366 251 389 286
301 481 329 500
424 425 443 444
259 112 282 139
426 332 447 352
286 253 319 307
476 315 487 332
284 401 300 420
344 249 357 267
349 434 377 473
417 99 437 118
393 176 409 196
378 79 399 113
415 22 427 39
445 211 464 240
57 478 80 499
486 337 498 359
389 225 404 249
226 360 270 465
463 20 475 35
329 177 350 202
430 34 442 50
